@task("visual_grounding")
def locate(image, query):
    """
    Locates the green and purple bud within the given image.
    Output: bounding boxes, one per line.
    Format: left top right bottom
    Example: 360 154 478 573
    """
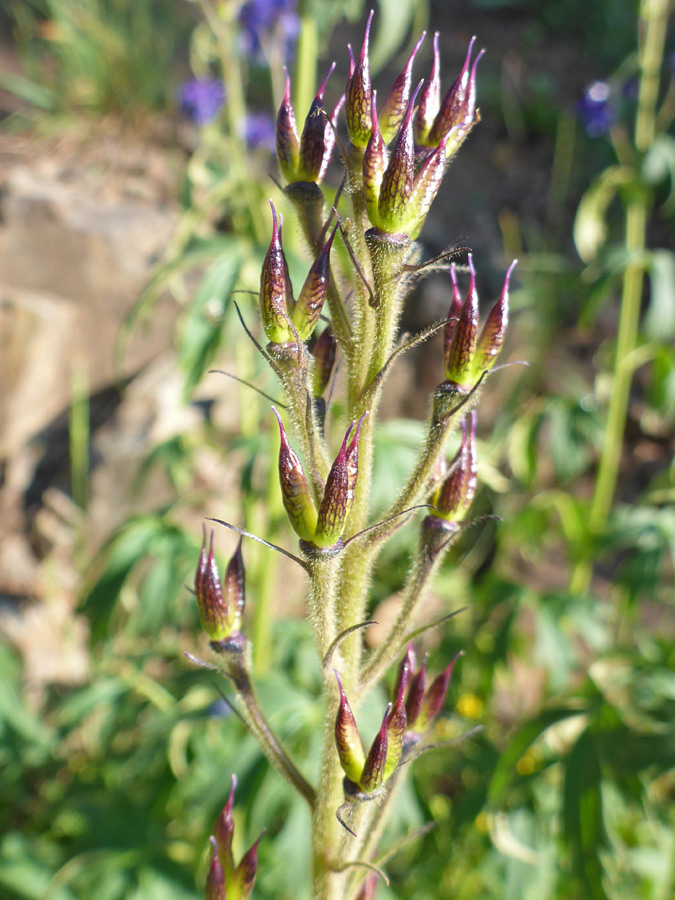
206 777 263 900
291 221 339 340
272 407 318 542
345 412 366 512
383 665 408 779
259 202 294 343
334 670 366 785
406 132 448 238
212 775 236 879
345 10 374 148
443 256 479 388
394 647 463 735
298 63 336 182
276 69 300 182
363 90 388 226
474 259 516 372
415 32 441 145
443 261 464 358
426 37 484 160
379 31 426 144
416 651 463 731
234 833 263 900
195 531 245 642
359 704 389 792
206 836 226 900
311 325 337 399
432 412 477 522
376 82 422 233
443 256 516 389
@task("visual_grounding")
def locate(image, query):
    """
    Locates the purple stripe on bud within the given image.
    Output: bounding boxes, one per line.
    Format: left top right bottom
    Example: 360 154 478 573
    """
377 80 423 232
444 253 479 387
474 259 516 373
379 31 426 144
345 9 374 148
276 68 300 181
260 201 294 343
417 651 463 729
272 407 318 542
360 703 389 792
334 670 365 784
415 32 441 145
292 221 338 340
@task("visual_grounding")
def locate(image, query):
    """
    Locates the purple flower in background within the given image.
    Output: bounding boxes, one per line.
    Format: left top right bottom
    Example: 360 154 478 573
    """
239 0 299 61
577 81 615 138
243 112 276 151
179 78 226 125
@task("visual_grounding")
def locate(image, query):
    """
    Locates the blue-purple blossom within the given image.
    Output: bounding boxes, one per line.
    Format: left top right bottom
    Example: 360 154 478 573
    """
577 81 615 138
244 112 276 151
179 78 226 125
238 0 299 61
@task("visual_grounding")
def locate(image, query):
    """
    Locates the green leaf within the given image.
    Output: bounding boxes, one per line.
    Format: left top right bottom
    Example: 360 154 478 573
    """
644 249 675 341
177 241 243 396
563 728 609 900
488 706 586 807
573 166 633 262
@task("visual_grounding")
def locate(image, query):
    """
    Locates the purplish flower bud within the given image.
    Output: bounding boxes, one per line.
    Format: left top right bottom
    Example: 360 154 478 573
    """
432 412 477 522
195 531 245 642
422 36 484 161
378 32 426 144
345 10 373 148
273 407 318 542
314 414 365 548
206 777 263 900
291 221 339 340
311 325 336 398
259 202 294 343
393 646 463 736
443 256 516 390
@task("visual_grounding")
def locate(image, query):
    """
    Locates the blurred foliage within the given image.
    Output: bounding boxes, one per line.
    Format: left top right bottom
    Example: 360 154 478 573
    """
1 0 674 899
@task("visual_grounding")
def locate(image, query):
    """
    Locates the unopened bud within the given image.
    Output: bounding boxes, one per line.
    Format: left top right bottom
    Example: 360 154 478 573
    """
443 263 464 357
334 671 366 785
345 10 374 148
212 775 236 879
363 90 388 226
377 82 421 233
314 424 352 548
298 63 336 182
415 32 441 145
311 326 337 398
195 530 242 642
474 259 516 373
260 202 294 343
292 221 339 340
426 38 484 160
235 832 263 900
272 407 318 542
443 254 479 389
433 412 477 522
416 651 463 730
276 69 300 182
359 704 389 792
379 32 425 144
383 669 407 779
406 133 448 238
206 836 226 900
405 653 427 729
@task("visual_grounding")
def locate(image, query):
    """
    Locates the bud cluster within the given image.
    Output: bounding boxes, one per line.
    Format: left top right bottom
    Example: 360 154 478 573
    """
206 776 262 900
259 202 338 345
274 408 365 549
195 530 245 644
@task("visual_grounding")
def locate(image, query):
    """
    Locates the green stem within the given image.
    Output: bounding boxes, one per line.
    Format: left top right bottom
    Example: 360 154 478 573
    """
588 0 668 540
223 651 316 807
294 6 319 122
